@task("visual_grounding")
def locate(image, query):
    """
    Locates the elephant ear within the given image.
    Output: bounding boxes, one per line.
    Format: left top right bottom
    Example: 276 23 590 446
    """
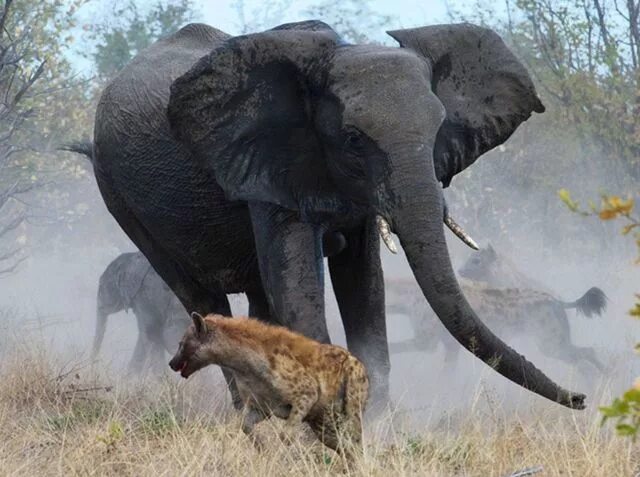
387 23 545 187
168 27 344 220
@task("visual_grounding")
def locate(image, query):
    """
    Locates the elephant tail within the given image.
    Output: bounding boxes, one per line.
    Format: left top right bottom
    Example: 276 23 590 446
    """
560 287 608 318
59 140 94 163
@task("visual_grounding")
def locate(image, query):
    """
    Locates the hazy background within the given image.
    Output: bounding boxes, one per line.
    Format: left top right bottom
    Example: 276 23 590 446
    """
0 0 638 423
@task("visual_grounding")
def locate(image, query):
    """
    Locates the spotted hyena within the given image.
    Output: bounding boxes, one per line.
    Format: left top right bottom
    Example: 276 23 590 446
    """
458 244 549 290
169 313 368 453
386 278 607 374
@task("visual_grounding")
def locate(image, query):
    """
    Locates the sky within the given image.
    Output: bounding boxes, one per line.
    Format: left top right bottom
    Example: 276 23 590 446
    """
70 0 452 74
196 0 451 32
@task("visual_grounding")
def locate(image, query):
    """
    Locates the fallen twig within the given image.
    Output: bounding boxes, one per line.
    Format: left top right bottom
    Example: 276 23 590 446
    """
502 466 543 477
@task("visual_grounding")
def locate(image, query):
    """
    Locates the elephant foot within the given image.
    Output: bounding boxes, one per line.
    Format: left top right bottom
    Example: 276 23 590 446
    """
363 381 392 424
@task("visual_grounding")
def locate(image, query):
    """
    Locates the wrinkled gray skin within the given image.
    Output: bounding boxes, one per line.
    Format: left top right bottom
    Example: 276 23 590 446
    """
78 20 586 409
94 252 190 372
386 277 608 377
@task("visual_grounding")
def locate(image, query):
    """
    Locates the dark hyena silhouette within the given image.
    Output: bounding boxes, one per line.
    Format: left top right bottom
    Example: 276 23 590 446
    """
458 244 549 290
386 277 607 374
94 252 190 372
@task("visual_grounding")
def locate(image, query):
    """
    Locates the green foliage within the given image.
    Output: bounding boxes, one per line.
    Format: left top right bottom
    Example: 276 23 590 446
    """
0 0 95 272
600 388 640 440
96 420 125 452
305 0 393 44
45 399 111 431
450 0 640 181
82 0 196 80
560 189 640 438
138 407 177 436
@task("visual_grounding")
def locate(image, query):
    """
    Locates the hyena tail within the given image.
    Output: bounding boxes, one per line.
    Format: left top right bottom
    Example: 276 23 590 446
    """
561 287 608 318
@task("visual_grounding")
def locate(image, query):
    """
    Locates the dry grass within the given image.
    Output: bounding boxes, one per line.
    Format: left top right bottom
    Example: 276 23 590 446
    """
0 339 638 477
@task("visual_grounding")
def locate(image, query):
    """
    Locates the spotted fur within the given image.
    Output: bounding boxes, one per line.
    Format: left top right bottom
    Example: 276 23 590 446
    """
169 313 368 454
458 244 549 290
387 278 607 373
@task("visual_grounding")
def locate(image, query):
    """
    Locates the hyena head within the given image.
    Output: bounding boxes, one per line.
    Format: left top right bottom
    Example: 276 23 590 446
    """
458 245 499 282
458 244 525 288
169 312 212 379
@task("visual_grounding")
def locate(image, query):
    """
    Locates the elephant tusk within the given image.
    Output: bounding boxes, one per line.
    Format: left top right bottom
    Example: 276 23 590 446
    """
376 215 398 254
443 212 479 250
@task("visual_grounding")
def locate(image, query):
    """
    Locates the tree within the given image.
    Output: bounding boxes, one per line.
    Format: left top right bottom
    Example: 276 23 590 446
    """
231 0 393 43
0 0 92 274
82 0 197 81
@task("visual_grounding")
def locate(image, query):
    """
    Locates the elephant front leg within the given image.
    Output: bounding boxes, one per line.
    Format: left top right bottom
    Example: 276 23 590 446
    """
328 218 390 410
249 201 329 343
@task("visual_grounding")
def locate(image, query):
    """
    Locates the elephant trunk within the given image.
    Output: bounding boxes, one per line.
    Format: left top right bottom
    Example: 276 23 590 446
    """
387 155 585 409
92 309 108 360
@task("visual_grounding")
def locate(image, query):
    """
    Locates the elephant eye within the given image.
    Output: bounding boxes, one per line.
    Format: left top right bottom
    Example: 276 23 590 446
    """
343 127 365 149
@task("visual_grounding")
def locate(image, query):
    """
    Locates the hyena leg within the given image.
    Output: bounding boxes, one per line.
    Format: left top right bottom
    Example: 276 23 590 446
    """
535 310 605 375
208 291 246 410
442 338 460 368
284 376 318 429
309 417 341 452
272 367 318 442
312 360 368 454
555 345 605 375
342 358 368 446
242 406 267 434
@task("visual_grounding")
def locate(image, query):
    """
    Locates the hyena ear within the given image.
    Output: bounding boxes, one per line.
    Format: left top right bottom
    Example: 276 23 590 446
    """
191 312 206 335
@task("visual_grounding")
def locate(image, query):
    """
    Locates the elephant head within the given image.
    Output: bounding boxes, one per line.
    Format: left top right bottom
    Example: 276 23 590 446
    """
167 21 583 409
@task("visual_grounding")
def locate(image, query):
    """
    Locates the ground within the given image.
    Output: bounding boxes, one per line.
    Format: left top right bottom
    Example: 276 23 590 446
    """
0 334 637 476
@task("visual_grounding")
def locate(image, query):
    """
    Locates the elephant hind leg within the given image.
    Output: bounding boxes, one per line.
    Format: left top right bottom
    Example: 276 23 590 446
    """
128 332 149 374
94 175 242 406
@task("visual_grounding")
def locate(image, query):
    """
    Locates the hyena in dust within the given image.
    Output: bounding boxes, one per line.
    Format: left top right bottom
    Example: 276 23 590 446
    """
386 278 608 374
169 313 368 454
458 243 549 290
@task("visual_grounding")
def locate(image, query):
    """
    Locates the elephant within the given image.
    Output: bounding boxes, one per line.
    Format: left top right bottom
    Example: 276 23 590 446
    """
68 19 586 410
93 252 190 372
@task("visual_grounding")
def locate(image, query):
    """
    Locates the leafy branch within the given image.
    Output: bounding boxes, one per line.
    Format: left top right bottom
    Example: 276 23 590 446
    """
559 188 640 438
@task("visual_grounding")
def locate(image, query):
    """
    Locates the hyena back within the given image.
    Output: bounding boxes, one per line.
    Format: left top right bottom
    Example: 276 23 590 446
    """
169 313 368 453
387 278 607 374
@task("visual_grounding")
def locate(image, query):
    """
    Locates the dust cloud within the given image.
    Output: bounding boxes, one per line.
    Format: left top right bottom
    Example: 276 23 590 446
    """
0 127 637 431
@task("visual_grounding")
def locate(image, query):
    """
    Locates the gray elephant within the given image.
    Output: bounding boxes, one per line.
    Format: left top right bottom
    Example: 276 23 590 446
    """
94 252 190 372
67 20 585 409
